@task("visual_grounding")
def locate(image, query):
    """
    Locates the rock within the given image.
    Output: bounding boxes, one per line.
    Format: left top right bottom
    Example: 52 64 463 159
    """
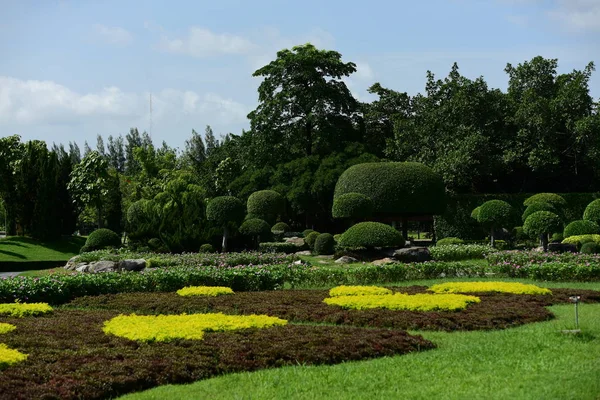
393 247 431 263
89 260 118 273
75 264 91 273
293 259 304 265
65 256 81 270
548 243 577 253
118 259 146 271
285 237 305 247
372 258 395 266
295 250 312 256
335 256 358 264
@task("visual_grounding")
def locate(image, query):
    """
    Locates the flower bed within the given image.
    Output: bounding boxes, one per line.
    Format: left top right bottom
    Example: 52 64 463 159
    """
429 282 552 295
0 302 53 317
430 244 496 261
329 285 392 297
176 286 234 297
324 292 481 311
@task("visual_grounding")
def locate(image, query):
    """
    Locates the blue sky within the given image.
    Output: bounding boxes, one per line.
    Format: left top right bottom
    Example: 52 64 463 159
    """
1 0 599 151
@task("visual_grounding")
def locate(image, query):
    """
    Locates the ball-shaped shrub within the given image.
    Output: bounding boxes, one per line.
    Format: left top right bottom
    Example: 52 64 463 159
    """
199 243 216 253
563 220 599 238
523 193 567 209
239 218 271 237
470 206 481 220
84 228 121 251
332 192 373 219
580 242 599 254
436 237 464 246
522 202 557 222
206 196 245 226
304 231 320 249
583 199 600 225
302 229 315 237
334 162 446 217
477 200 514 226
271 222 291 233
246 190 285 223
523 211 562 238
314 233 335 255
126 199 149 225
338 222 405 249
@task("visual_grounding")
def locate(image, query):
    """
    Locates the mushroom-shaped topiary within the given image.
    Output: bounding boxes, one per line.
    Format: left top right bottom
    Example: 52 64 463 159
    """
271 222 291 233
206 196 245 252
470 206 481 220
523 211 562 251
523 193 567 209
583 199 600 225
522 202 557 223
338 222 405 249
334 162 445 239
475 200 514 247
82 228 121 252
239 218 272 248
332 193 373 220
563 220 599 238
314 233 335 255
246 190 285 224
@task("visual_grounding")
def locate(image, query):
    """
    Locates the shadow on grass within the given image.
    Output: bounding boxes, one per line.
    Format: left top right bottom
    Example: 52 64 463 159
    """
0 249 27 259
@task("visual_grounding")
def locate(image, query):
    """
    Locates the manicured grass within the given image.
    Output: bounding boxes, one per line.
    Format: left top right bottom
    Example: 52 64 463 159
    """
0 236 86 262
118 303 600 400
18 268 73 278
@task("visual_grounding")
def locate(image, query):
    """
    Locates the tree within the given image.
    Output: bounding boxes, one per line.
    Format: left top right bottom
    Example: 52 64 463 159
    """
68 151 110 229
68 142 81 164
125 128 142 175
182 129 206 172
107 135 126 173
523 211 562 251
96 134 105 157
239 218 271 248
475 200 514 247
204 125 218 156
206 196 245 252
247 43 359 165
0 135 24 235
246 190 285 225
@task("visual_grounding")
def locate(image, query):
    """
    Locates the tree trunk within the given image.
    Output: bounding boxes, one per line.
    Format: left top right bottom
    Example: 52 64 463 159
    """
541 233 549 251
305 120 312 156
97 203 104 229
222 226 229 253
490 227 495 247
402 218 408 243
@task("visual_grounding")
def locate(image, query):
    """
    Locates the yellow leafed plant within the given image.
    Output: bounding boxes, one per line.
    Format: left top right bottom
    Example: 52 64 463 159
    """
324 292 480 312
103 313 288 342
0 323 16 335
429 282 551 295
0 302 53 317
176 286 234 297
329 285 393 297
0 343 27 369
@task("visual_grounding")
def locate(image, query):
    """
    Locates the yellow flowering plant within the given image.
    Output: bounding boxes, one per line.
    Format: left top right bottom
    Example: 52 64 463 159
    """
176 286 234 297
103 313 288 342
0 302 53 317
0 323 16 335
329 285 392 297
324 292 480 312
0 343 27 369
429 282 552 295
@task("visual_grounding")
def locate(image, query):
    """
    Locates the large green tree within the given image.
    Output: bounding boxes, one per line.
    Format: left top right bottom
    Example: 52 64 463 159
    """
68 151 110 229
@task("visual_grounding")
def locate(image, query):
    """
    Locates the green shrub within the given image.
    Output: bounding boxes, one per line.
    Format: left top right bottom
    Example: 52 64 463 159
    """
523 211 562 238
271 222 291 233
314 233 335 255
239 218 271 238
304 231 320 250
551 232 564 243
476 200 514 226
333 234 341 242
564 220 599 238
580 242 598 254
436 237 464 246
583 199 600 225
302 229 316 238
246 190 285 224
562 234 600 247
258 242 301 254
523 193 567 209
430 244 494 261
83 228 121 252
332 193 373 219
199 243 216 253
514 226 528 241
522 202 557 222
206 196 245 226
334 162 446 217
470 207 481 220
147 238 162 249
338 222 405 249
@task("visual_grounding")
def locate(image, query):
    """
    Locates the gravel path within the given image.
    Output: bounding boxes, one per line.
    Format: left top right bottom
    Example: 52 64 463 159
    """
0 271 20 278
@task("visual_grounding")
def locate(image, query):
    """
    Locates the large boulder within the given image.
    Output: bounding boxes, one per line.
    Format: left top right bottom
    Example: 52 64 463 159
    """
65 256 81 270
89 261 118 273
335 256 358 264
118 259 146 271
547 243 577 253
393 247 431 263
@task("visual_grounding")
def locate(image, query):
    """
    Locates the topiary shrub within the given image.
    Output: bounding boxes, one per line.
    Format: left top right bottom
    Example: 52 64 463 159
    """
583 199 600 225
246 190 285 224
314 233 335 255
83 228 121 252
271 222 291 233
332 193 373 220
302 229 316 238
475 200 514 247
551 232 564 243
523 211 562 251
258 242 301 254
207 196 245 252
580 242 598 254
522 202 557 223
470 207 481 220
564 220 599 238
304 231 320 250
333 234 341 242
199 243 216 253
436 237 464 246
338 222 405 249
514 226 528 242
239 218 272 247
523 193 567 209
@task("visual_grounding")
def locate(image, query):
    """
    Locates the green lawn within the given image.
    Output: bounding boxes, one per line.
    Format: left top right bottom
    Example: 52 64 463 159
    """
0 236 86 262
119 302 600 400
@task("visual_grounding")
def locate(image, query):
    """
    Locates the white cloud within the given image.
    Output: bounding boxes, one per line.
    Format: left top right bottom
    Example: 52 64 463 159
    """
354 62 375 81
93 24 134 46
548 0 600 32
158 27 257 57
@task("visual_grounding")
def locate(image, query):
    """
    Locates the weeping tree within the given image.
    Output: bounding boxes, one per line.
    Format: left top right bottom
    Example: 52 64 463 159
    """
206 196 245 252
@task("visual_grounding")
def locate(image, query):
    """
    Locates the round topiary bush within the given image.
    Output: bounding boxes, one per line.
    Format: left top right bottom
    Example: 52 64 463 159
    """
332 193 373 220
302 229 315 238
436 237 464 246
334 162 446 217
523 193 567 209
580 242 598 254
239 218 271 238
314 233 335 255
563 220 599 238
470 206 481 220
522 202 557 222
583 199 600 225
338 222 405 249
206 196 245 226
199 243 216 253
84 228 121 252
271 222 291 233
246 190 285 224
304 231 320 250
523 211 562 250
476 200 514 247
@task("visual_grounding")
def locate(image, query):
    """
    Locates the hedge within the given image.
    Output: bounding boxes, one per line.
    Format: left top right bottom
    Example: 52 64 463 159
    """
563 220 599 238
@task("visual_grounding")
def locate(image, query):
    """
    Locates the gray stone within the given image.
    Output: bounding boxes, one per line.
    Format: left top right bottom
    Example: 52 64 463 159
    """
65 256 81 270
285 237 305 247
393 247 431 263
295 250 312 256
547 243 577 253
75 264 91 273
118 259 146 271
335 256 358 264
293 259 304 265
90 260 118 273
372 257 395 266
